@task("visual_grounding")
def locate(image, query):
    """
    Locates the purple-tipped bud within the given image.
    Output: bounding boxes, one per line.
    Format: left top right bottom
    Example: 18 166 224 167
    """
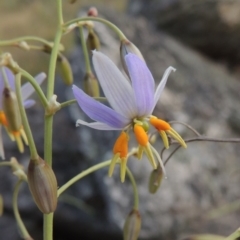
120 39 144 76
58 55 73 86
86 29 100 51
123 209 141 240
0 195 3 216
2 87 22 132
148 164 163 194
28 157 57 214
83 72 100 97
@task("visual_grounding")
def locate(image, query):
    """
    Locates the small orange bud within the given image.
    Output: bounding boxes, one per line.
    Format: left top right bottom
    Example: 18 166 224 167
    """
28 157 57 214
58 55 73 86
149 165 163 194
134 124 148 147
123 209 141 240
113 132 128 158
83 72 100 97
86 29 100 51
2 87 22 132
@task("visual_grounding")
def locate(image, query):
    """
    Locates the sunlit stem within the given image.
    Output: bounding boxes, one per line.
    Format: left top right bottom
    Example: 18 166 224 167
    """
17 68 48 108
79 26 92 74
15 73 38 160
64 17 127 41
126 167 139 210
225 228 240 240
13 180 33 240
43 1 63 240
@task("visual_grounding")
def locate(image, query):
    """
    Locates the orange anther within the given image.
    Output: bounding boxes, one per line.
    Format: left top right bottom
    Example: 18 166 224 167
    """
150 117 171 131
113 132 128 158
134 124 148 146
0 111 8 126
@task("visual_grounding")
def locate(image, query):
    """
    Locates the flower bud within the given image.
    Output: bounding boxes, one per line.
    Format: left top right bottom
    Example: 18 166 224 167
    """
123 209 141 240
83 72 100 97
88 7 98 17
120 39 144 76
0 194 3 216
86 29 100 51
2 87 22 132
27 157 57 214
58 55 73 86
148 164 163 194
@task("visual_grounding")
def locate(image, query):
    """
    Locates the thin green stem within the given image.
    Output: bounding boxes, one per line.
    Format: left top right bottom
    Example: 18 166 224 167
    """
79 26 91 73
0 162 13 167
17 68 48 108
64 17 126 41
15 73 38 160
126 167 139 209
44 115 53 166
0 36 62 49
57 160 111 196
225 228 240 240
43 213 54 240
13 180 33 240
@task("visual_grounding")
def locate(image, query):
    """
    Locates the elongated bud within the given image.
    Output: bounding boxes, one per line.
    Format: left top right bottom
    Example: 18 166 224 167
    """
28 157 57 214
0 195 3 216
2 87 22 132
86 29 100 51
149 164 163 194
58 55 73 86
120 39 144 76
83 72 99 97
123 209 141 240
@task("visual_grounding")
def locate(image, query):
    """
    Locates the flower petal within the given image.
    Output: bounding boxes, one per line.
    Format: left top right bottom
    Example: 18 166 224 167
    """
21 72 46 101
23 99 36 109
76 119 123 130
73 85 130 129
0 126 4 159
92 51 137 118
125 53 155 116
152 67 176 111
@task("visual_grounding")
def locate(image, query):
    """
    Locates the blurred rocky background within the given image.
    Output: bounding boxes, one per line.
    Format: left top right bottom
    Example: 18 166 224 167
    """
1 1 240 240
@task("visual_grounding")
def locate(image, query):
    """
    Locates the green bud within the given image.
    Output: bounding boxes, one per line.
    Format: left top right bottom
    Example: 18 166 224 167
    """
0 194 3 216
58 55 73 86
141 120 149 132
28 157 57 214
148 164 163 194
83 72 100 97
123 209 141 240
2 87 22 132
120 39 145 76
86 29 100 51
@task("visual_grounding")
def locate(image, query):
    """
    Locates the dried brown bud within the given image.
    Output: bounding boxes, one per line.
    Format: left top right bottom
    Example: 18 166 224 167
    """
83 72 100 97
88 7 98 17
148 164 163 194
3 87 22 132
58 55 73 86
86 29 100 51
123 209 141 240
28 157 57 214
0 195 3 216
120 39 144 77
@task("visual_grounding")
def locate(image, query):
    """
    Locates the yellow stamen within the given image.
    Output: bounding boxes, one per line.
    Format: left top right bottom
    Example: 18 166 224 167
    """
108 153 120 177
166 128 187 148
120 158 127 183
150 117 171 131
144 143 157 169
150 145 166 176
134 124 148 146
159 130 169 149
20 127 28 145
14 134 24 153
137 146 144 160
0 111 8 126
